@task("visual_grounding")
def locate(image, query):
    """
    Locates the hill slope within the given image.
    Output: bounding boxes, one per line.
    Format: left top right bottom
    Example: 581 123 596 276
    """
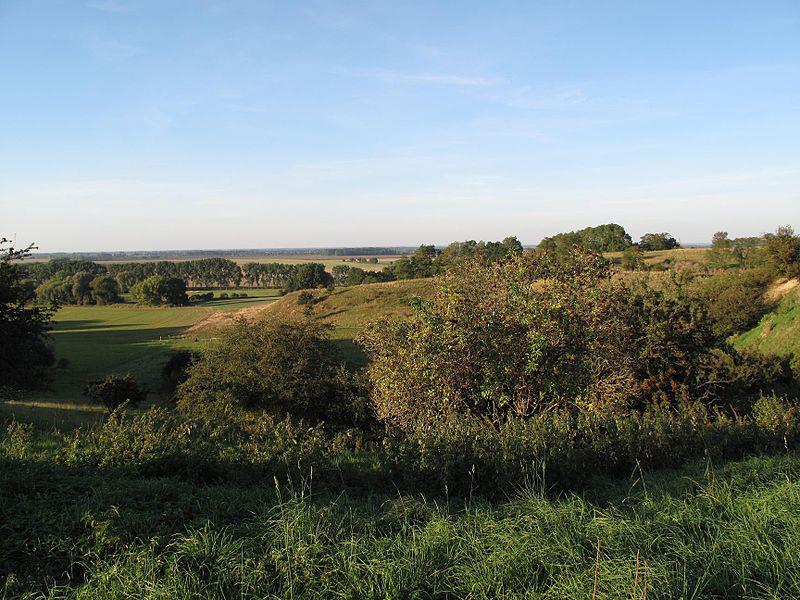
734 280 800 368
186 278 433 365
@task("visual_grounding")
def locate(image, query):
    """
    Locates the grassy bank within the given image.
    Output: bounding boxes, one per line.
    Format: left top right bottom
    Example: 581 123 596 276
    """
2 421 799 599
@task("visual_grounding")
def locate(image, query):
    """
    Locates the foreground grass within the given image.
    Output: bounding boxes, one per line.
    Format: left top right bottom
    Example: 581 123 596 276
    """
2 430 798 600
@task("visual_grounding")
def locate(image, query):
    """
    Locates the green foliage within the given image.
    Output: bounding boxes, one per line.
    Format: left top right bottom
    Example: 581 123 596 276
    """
764 225 800 277
638 232 680 251
691 268 773 337
0 239 54 390
360 249 790 430
83 374 148 412
176 316 368 425
539 223 632 253
5 403 800 598
620 245 645 270
707 231 767 269
89 274 121 305
131 275 189 306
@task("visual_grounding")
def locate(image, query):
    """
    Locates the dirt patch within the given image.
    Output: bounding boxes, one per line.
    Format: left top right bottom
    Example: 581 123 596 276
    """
764 278 799 303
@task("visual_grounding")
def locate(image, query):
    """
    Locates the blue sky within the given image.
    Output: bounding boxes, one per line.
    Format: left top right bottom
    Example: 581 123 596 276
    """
1 0 798 251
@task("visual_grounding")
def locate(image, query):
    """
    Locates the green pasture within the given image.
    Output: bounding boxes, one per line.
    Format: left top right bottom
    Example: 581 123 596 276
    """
6 290 281 415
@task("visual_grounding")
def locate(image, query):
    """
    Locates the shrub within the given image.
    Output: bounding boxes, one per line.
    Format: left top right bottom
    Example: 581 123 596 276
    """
691 268 773 337
176 316 367 425
190 292 214 302
161 350 197 395
360 249 791 430
84 374 148 413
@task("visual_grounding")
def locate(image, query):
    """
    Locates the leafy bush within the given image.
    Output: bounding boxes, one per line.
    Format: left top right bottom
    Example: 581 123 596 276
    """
189 291 214 302
360 249 790 430
691 268 773 337
84 374 148 413
161 350 197 395
176 315 369 425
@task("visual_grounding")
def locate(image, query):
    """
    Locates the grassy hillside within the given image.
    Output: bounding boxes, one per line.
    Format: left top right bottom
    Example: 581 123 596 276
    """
734 281 800 365
189 279 434 364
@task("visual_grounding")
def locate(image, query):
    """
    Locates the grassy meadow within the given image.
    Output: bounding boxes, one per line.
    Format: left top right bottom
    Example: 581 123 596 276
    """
1 290 281 424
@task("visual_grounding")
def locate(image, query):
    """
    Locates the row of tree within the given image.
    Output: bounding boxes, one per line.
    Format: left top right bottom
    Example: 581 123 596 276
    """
35 272 121 306
539 224 680 254
106 258 243 290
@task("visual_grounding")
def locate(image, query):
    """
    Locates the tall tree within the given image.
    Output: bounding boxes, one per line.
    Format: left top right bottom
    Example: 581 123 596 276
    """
0 238 54 390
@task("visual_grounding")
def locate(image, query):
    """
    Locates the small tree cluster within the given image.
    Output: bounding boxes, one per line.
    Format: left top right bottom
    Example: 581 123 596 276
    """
638 232 680 251
35 271 121 305
176 315 368 425
131 275 189 306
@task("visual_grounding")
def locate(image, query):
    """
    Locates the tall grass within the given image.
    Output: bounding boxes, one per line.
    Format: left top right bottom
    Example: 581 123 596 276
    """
4 455 799 599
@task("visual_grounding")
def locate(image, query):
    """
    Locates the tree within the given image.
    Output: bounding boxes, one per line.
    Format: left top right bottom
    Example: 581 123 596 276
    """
638 233 680 251
0 238 54 390
539 224 632 253
763 225 800 277
131 275 165 305
160 277 189 306
131 275 188 306
285 263 333 292
70 271 95 304
90 275 121 305
84 374 148 413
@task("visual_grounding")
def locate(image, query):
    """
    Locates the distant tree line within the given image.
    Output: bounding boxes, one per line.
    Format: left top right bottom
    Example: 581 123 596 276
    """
31 246 414 262
106 258 243 290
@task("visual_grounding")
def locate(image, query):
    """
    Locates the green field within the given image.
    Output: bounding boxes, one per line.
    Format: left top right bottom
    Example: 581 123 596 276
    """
4 290 282 418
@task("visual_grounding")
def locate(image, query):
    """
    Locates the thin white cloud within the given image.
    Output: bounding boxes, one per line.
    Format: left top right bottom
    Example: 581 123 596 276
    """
347 68 501 87
86 1 132 14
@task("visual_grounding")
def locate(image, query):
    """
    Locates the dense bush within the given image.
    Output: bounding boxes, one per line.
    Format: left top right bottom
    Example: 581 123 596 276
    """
189 291 214 302
176 316 369 425
691 268 773 337
764 225 800 277
360 249 790 430
84 374 148 413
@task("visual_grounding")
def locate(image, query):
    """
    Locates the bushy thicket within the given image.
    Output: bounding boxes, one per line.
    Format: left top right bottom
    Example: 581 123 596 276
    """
175 316 370 426
360 249 792 430
35 271 121 306
690 267 774 337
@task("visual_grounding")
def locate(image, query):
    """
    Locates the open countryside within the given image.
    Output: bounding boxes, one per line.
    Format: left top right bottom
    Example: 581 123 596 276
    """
4 2 800 598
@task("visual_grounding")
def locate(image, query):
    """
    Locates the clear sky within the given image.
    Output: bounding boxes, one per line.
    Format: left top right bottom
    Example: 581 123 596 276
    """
1 1 799 251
